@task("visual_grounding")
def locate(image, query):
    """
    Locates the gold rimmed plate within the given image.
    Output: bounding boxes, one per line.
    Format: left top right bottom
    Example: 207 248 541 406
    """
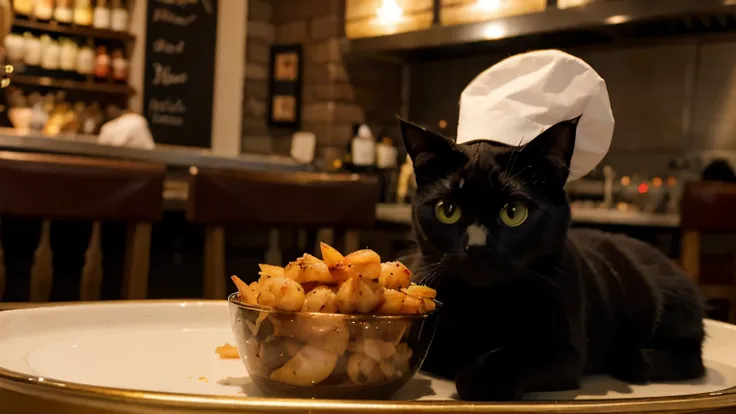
0 300 735 413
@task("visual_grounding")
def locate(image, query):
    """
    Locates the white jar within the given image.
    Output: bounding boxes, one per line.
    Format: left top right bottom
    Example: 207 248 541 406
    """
110 7 128 31
4 33 25 63
59 39 79 71
34 0 54 21
41 38 61 70
93 1 111 29
54 0 74 23
76 46 95 75
23 34 42 66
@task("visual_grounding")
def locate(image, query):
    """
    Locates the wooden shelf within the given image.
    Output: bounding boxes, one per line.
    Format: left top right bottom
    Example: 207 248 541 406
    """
12 18 135 42
344 0 736 58
11 75 135 95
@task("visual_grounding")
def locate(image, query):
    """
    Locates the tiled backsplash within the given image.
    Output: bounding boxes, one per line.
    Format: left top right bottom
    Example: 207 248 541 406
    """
408 38 736 177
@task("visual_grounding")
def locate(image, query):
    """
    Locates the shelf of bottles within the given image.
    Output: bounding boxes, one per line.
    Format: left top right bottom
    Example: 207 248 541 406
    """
344 0 602 39
4 0 134 136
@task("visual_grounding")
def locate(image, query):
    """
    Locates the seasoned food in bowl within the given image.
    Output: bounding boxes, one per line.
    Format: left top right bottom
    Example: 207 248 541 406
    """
227 243 441 399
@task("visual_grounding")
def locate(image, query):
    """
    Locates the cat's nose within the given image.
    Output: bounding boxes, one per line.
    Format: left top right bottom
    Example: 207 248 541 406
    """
464 224 489 252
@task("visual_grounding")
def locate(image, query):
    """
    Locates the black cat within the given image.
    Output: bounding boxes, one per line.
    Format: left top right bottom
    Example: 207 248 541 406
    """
397 117 706 401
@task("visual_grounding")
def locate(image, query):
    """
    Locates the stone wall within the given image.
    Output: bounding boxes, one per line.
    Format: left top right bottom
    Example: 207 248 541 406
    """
241 0 404 158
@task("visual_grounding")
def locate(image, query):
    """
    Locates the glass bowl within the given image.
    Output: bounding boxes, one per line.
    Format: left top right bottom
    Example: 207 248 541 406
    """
227 292 441 399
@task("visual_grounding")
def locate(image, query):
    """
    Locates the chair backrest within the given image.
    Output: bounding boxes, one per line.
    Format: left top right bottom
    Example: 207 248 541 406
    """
680 180 736 322
0 151 164 221
0 152 165 304
186 168 380 229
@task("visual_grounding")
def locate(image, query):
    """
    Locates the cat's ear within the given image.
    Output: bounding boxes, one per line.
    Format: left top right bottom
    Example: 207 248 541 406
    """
521 118 579 183
397 117 466 184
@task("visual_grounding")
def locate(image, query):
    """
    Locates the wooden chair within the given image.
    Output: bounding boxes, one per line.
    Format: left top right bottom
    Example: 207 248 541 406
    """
186 168 380 299
680 180 736 322
0 152 164 308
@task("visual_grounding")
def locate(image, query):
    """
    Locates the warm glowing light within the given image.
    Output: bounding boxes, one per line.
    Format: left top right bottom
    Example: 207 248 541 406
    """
476 0 502 11
605 14 630 25
438 119 448 129
653 177 663 187
483 23 506 39
376 0 403 24
667 176 677 187
620 176 631 186
637 182 649 194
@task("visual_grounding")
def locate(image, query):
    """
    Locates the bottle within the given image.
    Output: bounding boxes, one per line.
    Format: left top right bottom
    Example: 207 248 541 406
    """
23 33 42 67
110 0 128 31
34 0 54 21
93 0 111 29
350 124 376 173
13 0 34 16
74 0 93 26
54 0 74 24
94 46 110 79
40 35 61 71
76 45 95 76
59 38 79 71
111 49 128 82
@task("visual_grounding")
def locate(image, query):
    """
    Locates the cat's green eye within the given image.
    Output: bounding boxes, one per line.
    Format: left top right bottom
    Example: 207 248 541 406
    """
434 200 462 225
499 202 529 227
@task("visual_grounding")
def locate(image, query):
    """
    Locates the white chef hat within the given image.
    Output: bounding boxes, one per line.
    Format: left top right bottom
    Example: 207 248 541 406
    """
457 49 614 182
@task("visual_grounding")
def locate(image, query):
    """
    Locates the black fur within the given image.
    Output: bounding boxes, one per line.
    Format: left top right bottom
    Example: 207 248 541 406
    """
398 117 706 401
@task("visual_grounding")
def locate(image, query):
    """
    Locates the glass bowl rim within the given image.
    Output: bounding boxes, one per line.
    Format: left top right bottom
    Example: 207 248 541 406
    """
227 292 442 321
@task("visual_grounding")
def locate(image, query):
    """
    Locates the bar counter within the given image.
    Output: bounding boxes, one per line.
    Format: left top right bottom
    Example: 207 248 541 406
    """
0 129 303 172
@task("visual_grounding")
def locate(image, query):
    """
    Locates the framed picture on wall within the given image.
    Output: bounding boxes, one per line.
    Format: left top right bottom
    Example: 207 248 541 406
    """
268 44 302 128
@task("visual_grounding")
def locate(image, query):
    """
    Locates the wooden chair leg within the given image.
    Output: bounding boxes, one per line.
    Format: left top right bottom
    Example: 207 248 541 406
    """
264 229 282 267
122 222 152 300
80 221 103 301
29 220 53 302
344 230 360 253
681 231 700 282
0 220 5 301
204 226 226 299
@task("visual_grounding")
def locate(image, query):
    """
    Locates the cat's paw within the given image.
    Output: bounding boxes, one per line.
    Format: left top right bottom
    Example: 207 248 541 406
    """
610 349 652 385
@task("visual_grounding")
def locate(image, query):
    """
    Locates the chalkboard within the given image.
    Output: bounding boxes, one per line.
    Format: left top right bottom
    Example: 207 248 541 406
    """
143 0 218 148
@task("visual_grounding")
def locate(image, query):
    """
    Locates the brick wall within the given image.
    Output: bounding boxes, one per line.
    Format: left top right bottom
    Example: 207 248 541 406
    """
242 0 275 154
241 0 404 158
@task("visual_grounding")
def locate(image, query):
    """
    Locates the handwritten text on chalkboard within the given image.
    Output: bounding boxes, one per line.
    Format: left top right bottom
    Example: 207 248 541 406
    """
143 0 217 147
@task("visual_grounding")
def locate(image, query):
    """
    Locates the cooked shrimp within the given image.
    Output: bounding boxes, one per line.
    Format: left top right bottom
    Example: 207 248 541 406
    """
399 293 424 315
336 277 384 313
284 254 334 284
269 344 339 386
379 361 399 379
402 284 437 299
351 338 396 361
320 242 344 268
390 342 413 375
379 262 412 290
257 276 305 311
231 275 258 304
334 249 381 281
375 289 405 314
280 317 349 355
347 353 384 385
258 264 285 280
301 285 339 313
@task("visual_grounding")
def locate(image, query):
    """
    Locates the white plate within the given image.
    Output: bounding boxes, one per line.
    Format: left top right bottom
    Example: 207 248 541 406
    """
0 301 734 405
